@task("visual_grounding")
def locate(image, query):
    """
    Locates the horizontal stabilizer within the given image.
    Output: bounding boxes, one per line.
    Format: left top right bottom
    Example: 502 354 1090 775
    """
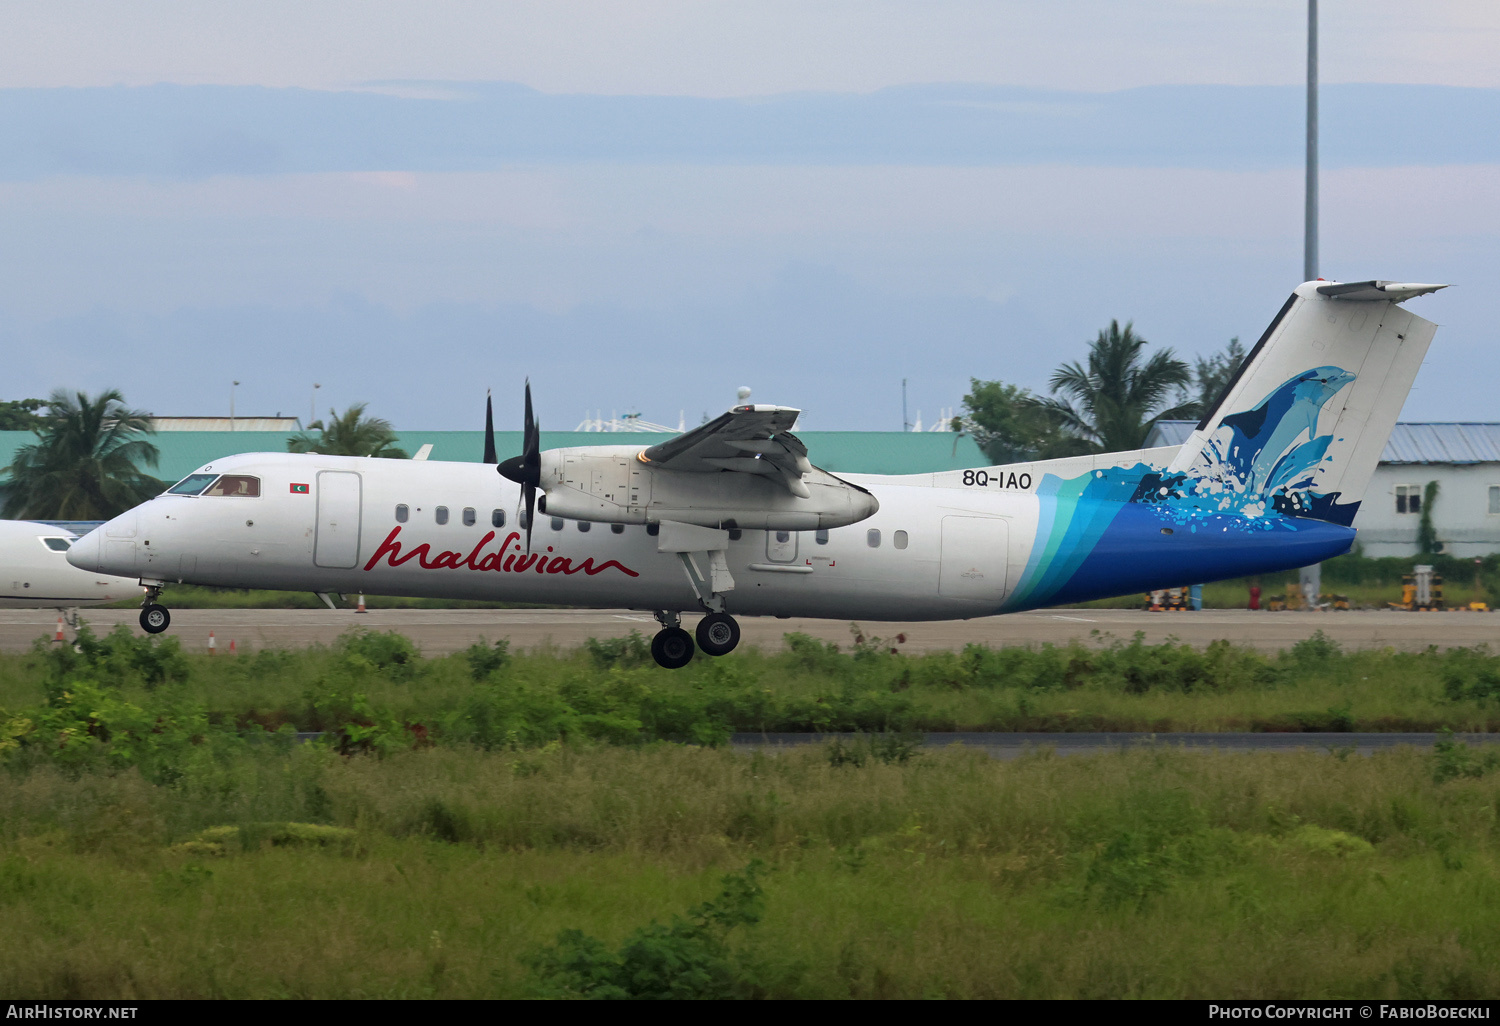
1316 280 1448 302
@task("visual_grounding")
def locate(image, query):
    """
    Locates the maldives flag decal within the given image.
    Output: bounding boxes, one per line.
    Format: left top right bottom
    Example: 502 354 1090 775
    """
290 483 310 494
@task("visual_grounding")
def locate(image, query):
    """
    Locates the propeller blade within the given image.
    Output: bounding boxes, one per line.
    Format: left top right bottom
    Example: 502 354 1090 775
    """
482 390 497 464
523 380 534 444
522 481 536 553
496 379 543 552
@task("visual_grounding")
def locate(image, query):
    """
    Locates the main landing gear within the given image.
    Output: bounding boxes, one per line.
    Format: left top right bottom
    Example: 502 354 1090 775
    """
650 609 742 669
651 522 742 668
139 583 171 634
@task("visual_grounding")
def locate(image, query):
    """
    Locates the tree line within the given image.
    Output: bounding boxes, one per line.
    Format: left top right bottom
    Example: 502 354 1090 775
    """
1 323 1242 520
956 322 1244 464
1 392 405 520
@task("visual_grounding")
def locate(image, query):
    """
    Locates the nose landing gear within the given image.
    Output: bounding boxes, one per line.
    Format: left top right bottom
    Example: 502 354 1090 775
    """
649 609 741 668
139 583 171 634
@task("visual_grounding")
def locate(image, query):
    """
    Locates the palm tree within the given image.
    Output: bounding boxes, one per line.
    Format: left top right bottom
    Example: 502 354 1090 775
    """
1027 320 1196 453
288 402 407 458
1 389 163 519
1186 336 1246 419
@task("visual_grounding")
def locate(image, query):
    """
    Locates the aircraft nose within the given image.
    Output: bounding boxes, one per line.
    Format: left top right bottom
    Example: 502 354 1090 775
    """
66 529 101 572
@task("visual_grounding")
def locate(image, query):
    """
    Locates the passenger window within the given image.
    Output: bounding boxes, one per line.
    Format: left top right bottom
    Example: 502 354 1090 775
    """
519 510 530 529
204 475 260 497
578 521 591 532
551 517 564 531
894 530 908 550
646 523 660 537
611 523 625 534
815 529 829 545
436 506 449 525
463 507 476 527
728 529 743 541
396 504 409 523
168 473 218 496
42 537 71 552
867 529 881 548
775 530 791 543
492 509 506 528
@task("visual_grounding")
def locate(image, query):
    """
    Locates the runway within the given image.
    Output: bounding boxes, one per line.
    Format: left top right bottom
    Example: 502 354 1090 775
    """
0 606 1494 655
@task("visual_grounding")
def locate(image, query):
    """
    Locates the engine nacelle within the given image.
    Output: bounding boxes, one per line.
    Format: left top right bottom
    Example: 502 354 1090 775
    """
535 445 878 530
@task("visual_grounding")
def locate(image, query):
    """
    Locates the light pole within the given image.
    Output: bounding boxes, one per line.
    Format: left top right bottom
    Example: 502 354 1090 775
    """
230 380 239 431
1299 0 1322 610
311 383 321 427
1304 0 1318 283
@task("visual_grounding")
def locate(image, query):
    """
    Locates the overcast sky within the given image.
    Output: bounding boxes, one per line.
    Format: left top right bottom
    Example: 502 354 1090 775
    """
1 2 1495 432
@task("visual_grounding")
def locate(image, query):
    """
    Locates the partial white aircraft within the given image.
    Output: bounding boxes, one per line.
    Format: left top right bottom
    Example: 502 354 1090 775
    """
69 280 1445 667
0 519 141 614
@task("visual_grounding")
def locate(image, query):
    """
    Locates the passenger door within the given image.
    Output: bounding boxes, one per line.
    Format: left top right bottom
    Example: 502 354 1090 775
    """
314 471 363 569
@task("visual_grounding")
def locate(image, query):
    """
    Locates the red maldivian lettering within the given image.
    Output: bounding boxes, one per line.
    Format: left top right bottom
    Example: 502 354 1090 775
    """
362 527 639 578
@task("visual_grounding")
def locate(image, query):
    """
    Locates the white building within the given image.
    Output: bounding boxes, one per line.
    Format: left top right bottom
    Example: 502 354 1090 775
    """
1147 422 1500 558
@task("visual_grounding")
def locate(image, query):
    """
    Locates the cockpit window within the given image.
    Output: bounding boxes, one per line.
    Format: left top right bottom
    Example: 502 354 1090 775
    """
204 475 261 497
168 473 219 495
42 537 72 552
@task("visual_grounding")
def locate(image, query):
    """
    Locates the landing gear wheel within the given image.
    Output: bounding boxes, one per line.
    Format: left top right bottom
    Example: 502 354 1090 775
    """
695 612 741 656
139 603 171 634
651 626 695 669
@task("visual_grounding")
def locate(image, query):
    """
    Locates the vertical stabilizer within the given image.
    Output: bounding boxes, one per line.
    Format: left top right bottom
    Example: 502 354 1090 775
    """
1165 280 1444 526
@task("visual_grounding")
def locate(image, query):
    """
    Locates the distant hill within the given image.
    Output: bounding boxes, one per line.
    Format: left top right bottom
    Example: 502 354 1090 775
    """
2 82 1496 178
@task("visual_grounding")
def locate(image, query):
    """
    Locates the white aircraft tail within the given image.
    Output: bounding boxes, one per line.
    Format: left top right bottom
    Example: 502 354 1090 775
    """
1165 280 1446 526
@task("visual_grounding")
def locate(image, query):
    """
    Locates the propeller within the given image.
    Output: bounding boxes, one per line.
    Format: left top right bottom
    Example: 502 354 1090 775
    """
497 380 541 552
482 390 497 464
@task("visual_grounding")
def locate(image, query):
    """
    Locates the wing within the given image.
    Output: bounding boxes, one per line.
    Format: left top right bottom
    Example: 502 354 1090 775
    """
639 405 815 497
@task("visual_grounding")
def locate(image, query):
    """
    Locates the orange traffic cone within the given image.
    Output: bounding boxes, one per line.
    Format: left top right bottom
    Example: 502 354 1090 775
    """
54 617 65 642
229 639 237 654
208 631 216 655
356 593 367 613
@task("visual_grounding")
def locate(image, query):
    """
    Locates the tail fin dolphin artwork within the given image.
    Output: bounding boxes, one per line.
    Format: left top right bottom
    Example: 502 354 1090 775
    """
993 280 1445 609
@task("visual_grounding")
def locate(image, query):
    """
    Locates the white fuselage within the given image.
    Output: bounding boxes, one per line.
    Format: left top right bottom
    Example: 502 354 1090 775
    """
66 447 1359 621
0 519 142 609
66 452 1023 620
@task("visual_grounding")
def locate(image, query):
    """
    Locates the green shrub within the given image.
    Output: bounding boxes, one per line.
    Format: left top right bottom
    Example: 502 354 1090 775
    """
30 624 189 694
583 631 651 668
335 629 421 681
1432 729 1500 784
523 862 767 999
463 639 510 680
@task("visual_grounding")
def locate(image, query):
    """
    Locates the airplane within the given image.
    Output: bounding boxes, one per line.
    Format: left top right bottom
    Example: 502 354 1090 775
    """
0 518 142 615
68 279 1446 668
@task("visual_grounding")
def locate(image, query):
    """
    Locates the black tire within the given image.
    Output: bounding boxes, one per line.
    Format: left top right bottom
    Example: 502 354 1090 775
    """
139 603 171 634
650 626 695 669
695 612 741 656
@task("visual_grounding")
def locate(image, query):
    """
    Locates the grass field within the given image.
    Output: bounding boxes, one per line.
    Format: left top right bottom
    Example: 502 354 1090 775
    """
3 742 1499 998
5 626 1500 998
